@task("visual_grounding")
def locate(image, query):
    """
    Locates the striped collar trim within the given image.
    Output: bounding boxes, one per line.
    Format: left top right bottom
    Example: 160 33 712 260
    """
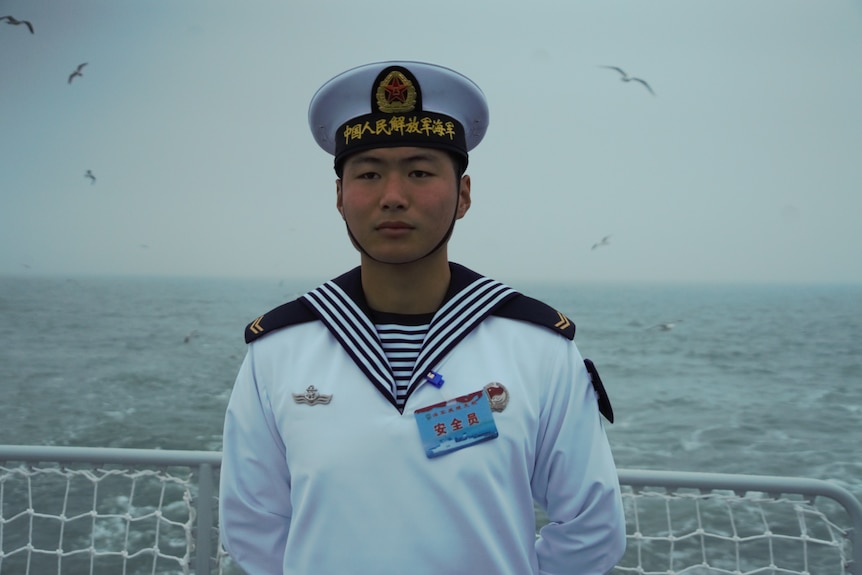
300 266 517 411
408 277 515 396
302 281 394 404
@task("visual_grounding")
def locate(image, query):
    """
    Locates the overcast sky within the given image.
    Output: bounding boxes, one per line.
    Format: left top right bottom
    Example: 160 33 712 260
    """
2 0 861 284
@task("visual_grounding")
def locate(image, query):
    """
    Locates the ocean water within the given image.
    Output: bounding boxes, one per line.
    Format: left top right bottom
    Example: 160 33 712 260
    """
1 275 861 572
1 275 860 491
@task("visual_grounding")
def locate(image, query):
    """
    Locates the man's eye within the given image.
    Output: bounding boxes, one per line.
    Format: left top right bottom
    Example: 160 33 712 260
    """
358 172 379 179
411 170 431 178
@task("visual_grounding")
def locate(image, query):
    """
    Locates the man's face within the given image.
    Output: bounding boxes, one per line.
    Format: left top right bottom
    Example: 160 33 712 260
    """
336 147 471 265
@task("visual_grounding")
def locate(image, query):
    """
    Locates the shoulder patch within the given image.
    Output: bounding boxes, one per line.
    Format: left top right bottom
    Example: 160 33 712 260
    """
492 294 575 340
244 299 318 344
584 358 614 423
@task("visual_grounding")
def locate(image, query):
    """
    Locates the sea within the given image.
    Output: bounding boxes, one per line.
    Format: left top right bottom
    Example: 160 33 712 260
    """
1 274 861 572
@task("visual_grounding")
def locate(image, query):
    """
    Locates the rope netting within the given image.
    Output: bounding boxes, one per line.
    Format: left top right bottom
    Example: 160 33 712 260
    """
612 486 852 575
0 463 238 575
1 461 855 574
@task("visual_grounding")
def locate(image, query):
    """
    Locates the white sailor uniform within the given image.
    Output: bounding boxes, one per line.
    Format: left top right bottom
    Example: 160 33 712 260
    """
219 263 626 575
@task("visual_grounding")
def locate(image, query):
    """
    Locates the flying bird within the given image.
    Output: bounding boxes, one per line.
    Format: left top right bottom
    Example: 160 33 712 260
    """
1 15 34 34
648 320 683 331
68 62 88 84
600 66 655 95
591 235 612 250
84 170 96 184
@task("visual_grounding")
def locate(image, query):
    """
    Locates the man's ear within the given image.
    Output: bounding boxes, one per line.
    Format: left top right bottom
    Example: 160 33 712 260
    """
336 179 344 218
456 174 471 219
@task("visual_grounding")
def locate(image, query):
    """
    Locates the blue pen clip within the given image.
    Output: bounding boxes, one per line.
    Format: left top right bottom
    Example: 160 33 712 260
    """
425 370 444 388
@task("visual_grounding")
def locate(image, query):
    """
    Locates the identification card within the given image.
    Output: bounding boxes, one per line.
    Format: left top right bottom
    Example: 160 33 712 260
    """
414 390 499 458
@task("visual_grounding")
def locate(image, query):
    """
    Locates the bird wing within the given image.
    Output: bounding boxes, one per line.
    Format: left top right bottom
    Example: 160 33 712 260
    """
633 77 655 95
599 65 626 77
24 20 33 33
591 236 611 249
77 62 88 72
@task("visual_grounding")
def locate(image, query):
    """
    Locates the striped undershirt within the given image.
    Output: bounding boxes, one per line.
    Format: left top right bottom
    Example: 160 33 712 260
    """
371 310 434 409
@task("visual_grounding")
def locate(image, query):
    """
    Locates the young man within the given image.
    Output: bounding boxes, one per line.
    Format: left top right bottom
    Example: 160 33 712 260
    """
219 61 626 575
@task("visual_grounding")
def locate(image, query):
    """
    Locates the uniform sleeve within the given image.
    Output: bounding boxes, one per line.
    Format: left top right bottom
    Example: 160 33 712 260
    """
219 345 292 575
532 338 626 575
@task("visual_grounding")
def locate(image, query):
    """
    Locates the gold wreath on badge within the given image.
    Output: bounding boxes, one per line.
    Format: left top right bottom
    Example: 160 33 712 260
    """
484 382 509 412
376 70 417 113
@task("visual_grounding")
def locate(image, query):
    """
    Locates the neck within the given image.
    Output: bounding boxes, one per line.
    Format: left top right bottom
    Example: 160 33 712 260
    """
360 252 451 314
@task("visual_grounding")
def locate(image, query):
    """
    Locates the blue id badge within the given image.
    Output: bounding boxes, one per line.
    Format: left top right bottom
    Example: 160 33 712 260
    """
414 390 499 458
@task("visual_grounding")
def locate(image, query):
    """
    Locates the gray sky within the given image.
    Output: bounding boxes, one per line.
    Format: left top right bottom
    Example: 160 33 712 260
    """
2 0 861 284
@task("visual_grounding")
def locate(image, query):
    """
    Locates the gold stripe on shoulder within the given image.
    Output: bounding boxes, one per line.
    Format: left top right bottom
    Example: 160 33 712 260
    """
249 315 264 335
554 311 571 331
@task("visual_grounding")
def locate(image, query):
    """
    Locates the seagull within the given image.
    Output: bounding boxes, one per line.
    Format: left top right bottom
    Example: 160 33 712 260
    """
600 65 655 95
648 319 682 331
84 170 96 184
591 235 612 250
68 62 88 84
1 15 34 34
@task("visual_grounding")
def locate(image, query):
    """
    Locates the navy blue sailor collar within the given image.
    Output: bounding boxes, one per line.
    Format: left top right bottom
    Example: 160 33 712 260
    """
244 263 578 344
241 263 615 421
299 263 518 411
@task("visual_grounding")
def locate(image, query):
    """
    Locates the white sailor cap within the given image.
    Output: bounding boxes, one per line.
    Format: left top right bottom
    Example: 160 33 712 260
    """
308 61 489 173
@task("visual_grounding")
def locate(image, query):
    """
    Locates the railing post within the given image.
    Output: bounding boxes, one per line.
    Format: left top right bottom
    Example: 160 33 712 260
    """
196 462 214 575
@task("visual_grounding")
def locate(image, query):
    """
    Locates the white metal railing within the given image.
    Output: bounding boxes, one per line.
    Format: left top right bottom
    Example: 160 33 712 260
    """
1 446 223 575
616 468 862 574
2 445 860 574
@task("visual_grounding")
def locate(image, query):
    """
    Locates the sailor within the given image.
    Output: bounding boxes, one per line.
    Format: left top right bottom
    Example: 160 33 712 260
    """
218 60 626 575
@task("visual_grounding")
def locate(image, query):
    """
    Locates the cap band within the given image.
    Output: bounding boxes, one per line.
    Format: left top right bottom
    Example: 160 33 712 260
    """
335 112 467 166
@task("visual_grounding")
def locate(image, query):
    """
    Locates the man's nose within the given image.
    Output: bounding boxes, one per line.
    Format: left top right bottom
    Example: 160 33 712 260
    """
379 174 409 210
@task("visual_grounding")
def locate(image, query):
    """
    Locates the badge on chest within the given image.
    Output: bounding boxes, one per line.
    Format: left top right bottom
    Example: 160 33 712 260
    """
413 390 499 458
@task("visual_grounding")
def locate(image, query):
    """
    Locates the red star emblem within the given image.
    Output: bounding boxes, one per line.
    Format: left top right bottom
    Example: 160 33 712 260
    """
384 77 409 104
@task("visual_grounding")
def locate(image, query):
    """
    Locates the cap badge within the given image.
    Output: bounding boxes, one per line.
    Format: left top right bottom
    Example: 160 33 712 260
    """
484 382 509 412
376 70 417 114
293 385 332 406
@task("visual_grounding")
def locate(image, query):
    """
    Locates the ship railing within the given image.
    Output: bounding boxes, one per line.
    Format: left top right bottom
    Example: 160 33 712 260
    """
1 445 860 574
